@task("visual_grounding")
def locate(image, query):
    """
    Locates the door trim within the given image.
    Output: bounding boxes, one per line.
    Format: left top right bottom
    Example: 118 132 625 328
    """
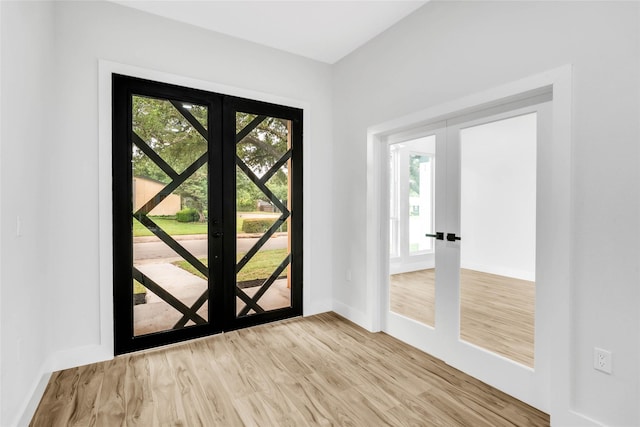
366 66 574 421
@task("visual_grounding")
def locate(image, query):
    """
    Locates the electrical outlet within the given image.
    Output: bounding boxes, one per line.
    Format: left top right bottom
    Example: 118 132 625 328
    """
594 347 612 374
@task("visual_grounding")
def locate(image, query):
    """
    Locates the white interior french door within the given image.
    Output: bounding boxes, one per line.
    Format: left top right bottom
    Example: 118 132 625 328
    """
383 101 552 411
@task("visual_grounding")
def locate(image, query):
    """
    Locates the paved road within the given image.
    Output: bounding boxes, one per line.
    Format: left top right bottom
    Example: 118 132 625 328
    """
134 235 288 263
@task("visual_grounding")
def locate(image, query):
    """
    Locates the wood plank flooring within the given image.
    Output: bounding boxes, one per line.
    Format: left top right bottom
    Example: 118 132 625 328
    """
390 269 435 326
459 269 535 367
31 312 548 426
389 269 535 367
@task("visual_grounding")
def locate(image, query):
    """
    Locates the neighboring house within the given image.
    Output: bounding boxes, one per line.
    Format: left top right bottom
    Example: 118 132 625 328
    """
256 199 275 212
133 176 181 216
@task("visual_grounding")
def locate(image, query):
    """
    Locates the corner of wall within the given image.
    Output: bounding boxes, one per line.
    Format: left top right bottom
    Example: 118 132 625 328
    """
49 344 113 374
12 342 114 426
332 300 371 331
304 299 332 317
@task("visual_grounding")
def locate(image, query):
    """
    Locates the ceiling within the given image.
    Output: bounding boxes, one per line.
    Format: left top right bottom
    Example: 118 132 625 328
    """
113 1 428 64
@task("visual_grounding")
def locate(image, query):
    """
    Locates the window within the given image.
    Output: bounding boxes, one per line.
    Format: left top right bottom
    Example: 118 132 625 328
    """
388 135 436 274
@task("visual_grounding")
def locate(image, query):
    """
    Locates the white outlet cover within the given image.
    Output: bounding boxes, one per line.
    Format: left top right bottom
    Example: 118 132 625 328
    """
594 347 613 374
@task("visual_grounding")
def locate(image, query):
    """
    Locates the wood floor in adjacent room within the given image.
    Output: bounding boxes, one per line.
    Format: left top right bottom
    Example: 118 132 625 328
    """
31 312 548 427
390 268 535 367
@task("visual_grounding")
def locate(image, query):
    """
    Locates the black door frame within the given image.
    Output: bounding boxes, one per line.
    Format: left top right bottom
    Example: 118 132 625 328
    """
112 74 303 355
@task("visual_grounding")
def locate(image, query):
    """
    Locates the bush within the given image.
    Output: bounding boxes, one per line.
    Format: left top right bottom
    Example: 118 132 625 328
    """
241 218 288 233
133 280 146 305
176 208 199 223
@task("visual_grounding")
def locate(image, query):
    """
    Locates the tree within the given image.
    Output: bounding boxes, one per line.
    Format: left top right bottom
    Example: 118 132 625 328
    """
409 154 430 197
236 113 290 212
132 96 290 220
132 96 209 221
132 95 208 182
179 168 208 221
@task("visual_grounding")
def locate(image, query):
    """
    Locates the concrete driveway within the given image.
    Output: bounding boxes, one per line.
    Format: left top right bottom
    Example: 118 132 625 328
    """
134 234 288 263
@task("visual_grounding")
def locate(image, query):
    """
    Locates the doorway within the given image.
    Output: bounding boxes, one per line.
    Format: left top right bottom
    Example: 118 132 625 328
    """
112 75 303 354
381 96 552 411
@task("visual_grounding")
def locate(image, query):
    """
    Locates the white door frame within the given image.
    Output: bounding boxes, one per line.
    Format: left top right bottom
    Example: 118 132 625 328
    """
365 66 581 424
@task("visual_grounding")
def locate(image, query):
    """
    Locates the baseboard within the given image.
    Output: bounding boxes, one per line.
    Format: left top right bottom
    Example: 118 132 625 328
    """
12 369 50 427
461 262 535 282
49 344 113 373
332 300 370 331
551 409 602 426
303 299 332 317
11 344 113 426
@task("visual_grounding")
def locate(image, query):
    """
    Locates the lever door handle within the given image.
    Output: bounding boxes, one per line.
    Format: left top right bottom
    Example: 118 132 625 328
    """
425 232 444 240
212 231 223 238
446 233 461 242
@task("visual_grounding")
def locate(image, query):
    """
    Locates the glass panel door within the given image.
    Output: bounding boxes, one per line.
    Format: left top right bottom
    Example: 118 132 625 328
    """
458 112 537 367
382 99 550 410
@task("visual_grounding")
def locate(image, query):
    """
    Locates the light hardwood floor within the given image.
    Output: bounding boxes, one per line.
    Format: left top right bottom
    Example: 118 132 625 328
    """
390 269 435 327
390 269 535 367
31 312 548 426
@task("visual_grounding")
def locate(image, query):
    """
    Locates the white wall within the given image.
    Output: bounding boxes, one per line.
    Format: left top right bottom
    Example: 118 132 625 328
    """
460 113 537 281
0 2 55 425
332 2 639 426
1 1 333 424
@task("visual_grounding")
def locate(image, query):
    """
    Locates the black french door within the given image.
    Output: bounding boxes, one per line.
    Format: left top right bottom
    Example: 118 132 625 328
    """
113 75 302 354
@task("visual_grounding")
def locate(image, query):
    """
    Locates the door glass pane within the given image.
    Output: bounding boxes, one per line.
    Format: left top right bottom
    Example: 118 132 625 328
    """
388 136 436 327
459 113 536 367
131 95 209 336
235 113 292 317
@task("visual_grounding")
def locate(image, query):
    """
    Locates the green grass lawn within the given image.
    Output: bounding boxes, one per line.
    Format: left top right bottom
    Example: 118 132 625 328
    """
134 217 208 237
133 280 146 295
173 248 288 282
133 216 267 237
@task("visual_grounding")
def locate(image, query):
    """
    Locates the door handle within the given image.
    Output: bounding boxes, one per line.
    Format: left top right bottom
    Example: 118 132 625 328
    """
212 231 223 238
446 233 461 242
425 232 444 240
